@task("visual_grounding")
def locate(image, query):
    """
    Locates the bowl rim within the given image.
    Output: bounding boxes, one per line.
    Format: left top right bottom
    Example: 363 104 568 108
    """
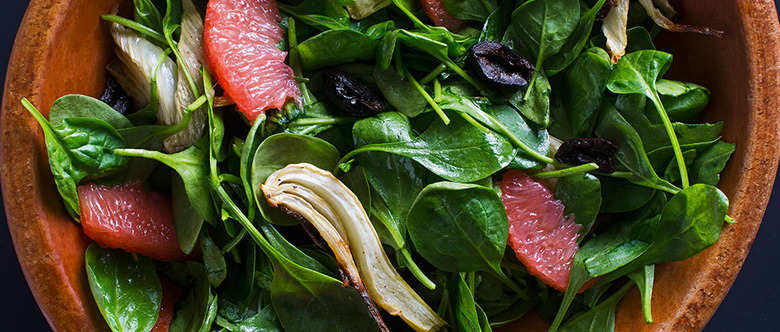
2 0 780 331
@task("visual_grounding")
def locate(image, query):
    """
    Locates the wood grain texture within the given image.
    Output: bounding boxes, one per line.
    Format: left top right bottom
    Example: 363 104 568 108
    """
1 0 779 331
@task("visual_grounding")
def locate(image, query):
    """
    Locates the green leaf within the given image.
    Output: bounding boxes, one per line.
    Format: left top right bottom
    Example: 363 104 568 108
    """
172 172 204 253
555 173 601 241
545 0 609 75
598 176 655 214
344 113 514 182
558 282 634 332
607 50 672 98
408 182 508 279
627 265 655 324
510 0 580 63
448 273 484 332
478 0 516 43
690 141 735 186
49 94 133 129
298 30 379 71
442 0 497 21
200 231 227 287
560 47 612 138
373 65 428 118
165 262 217 332
85 244 161 332
507 69 552 128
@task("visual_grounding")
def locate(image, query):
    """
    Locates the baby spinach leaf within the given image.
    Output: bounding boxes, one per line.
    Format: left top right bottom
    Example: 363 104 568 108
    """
133 0 165 41
653 79 712 123
172 172 204 253
24 99 131 217
279 0 350 30
270 255 381 332
594 107 679 194
373 66 428 117
49 94 133 129
85 244 161 332
607 50 691 188
343 113 514 182
250 133 340 226
442 0 497 21
690 141 735 186
115 137 216 224
598 176 655 214
164 262 216 332
627 265 655 324
240 115 266 221
510 0 580 64
507 69 552 127
560 47 612 138
558 282 634 332
625 26 655 53
448 272 485 332
478 0 516 43
298 30 379 71
200 230 227 287
554 173 601 241
407 182 518 294
545 0 609 75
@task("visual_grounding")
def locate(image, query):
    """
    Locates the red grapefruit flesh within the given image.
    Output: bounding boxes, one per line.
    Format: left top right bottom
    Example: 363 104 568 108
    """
78 181 191 262
204 0 300 122
419 0 467 32
500 170 582 292
150 275 182 332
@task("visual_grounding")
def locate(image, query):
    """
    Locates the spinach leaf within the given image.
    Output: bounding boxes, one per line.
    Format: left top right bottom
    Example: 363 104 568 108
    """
250 133 340 226
200 230 227 287
594 106 679 194
85 244 161 332
442 0 497 21
240 115 266 221
279 0 351 30
115 137 216 224
49 94 133 129
560 47 612 138
298 30 379 71
546 0 609 75
479 0 517 43
24 99 131 217
448 273 486 332
342 113 514 182
554 173 601 241
625 26 655 53
164 262 217 332
373 65 428 117
270 255 381 332
653 79 712 123
607 50 691 188
598 176 655 213
510 0 580 64
133 0 165 40
690 141 735 186
627 265 655 324
558 282 634 332
172 172 204 253
506 69 552 128
408 182 522 295
599 184 729 284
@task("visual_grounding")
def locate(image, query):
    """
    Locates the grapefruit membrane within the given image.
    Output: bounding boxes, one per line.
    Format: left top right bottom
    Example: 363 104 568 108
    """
204 0 300 122
419 0 467 32
500 170 582 292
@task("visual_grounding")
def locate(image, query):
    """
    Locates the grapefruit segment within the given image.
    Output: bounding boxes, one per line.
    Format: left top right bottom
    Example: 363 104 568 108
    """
500 170 582 292
204 0 300 122
150 275 182 332
419 0 467 32
78 180 192 262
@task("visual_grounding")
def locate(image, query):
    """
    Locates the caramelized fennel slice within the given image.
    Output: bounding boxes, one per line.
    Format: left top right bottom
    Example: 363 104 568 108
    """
262 163 447 332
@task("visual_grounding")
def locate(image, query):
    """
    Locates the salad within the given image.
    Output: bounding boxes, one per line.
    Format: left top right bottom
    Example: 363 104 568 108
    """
21 0 734 331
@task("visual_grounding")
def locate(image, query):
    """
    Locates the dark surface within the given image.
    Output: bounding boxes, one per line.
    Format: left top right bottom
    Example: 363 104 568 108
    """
0 1 778 331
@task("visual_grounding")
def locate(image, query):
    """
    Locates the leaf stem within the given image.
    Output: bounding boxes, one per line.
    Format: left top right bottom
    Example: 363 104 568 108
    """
402 65 451 125
493 269 529 301
399 248 437 290
419 63 447 85
442 58 481 91
532 163 599 179
650 94 690 188
288 117 356 127
101 14 168 45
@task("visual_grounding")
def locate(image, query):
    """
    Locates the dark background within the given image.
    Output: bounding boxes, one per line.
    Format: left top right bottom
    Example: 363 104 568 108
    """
1 1 778 331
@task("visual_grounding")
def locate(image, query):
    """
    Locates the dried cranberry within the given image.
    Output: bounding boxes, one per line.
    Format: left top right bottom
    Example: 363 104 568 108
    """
555 138 619 173
100 76 133 115
322 68 386 118
466 41 535 88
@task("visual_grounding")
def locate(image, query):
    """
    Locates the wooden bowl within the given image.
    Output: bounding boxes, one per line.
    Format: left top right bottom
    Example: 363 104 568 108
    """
2 0 779 331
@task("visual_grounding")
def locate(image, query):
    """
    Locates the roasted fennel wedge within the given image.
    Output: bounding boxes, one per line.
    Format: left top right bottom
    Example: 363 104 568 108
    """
261 163 446 332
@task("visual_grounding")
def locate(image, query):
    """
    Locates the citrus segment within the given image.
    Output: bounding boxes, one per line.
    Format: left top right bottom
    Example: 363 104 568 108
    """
204 0 300 122
500 170 582 292
78 181 191 262
419 0 467 32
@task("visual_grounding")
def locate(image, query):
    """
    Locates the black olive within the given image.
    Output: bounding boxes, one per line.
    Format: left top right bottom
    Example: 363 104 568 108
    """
321 68 386 118
555 137 619 173
466 41 535 89
99 76 133 115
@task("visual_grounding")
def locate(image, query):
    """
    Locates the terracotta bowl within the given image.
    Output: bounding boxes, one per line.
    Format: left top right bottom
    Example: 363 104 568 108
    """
2 0 780 331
